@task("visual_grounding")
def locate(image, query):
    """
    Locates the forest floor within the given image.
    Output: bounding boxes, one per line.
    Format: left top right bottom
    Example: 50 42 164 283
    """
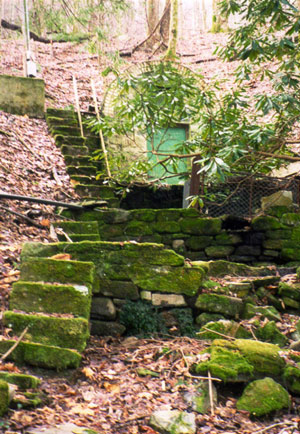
0 30 300 433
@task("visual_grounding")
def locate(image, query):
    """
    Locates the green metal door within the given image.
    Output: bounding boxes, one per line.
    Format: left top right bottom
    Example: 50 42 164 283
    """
147 126 188 185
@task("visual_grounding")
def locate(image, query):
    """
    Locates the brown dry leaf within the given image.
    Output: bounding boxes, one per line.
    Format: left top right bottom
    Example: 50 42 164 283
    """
11 412 33 425
7 269 20 276
50 253 71 260
70 179 80 187
40 218 50 227
82 367 94 379
70 404 95 416
0 362 20 372
103 381 120 394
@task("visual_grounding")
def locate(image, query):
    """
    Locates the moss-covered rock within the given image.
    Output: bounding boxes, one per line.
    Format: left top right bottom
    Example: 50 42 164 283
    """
52 221 99 235
0 340 81 370
236 377 290 416
195 312 225 326
180 218 222 235
156 209 181 222
130 209 157 222
100 280 139 299
150 409 196 434
215 233 242 245
185 236 213 250
205 245 235 258
10 281 91 318
129 265 205 296
3 311 89 352
255 321 288 347
0 372 40 390
195 293 243 318
0 380 9 416
283 365 300 394
152 221 181 234
243 303 281 321
125 220 154 236
281 248 300 261
197 260 276 278
198 320 251 340
252 216 281 231
278 282 300 301
20 257 95 289
91 320 125 336
281 213 300 227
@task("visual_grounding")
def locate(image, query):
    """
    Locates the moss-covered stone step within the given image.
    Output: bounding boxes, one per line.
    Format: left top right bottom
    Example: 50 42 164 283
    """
66 165 97 176
60 234 100 242
193 260 277 278
75 184 116 199
69 175 97 185
61 144 89 156
0 371 40 389
46 116 78 127
20 257 95 290
46 108 77 119
52 220 99 235
55 135 86 147
3 311 89 352
10 281 91 318
0 380 9 416
0 340 81 370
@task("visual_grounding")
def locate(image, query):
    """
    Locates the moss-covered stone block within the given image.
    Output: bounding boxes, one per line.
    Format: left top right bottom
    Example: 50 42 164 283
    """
52 221 99 235
281 248 300 261
198 320 251 340
255 321 288 347
205 245 234 258
200 260 277 278
91 320 125 336
278 282 300 301
63 234 101 242
0 380 9 417
10 281 91 319
195 313 225 326
263 239 284 250
215 233 242 245
100 280 139 299
283 365 300 394
156 209 181 222
125 220 153 236
129 265 205 296
243 303 281 321
3 311 89 352
195 293 243 318
180 208 200 218
101 224 126 239
130 209 156 222
236 378 290 416
61 144 89 156
180 218 222 235
0 340 81 370
265 229 292 240
252 216 281 231
185 236 213 250
20 257 95 289
152 221 181 234
0 372 40 390
281 213 300 227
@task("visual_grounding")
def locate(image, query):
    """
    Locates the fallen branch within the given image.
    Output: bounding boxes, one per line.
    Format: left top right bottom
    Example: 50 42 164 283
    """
208 370 215 416
194 57 217 64
0 204 45 229
197 327 236 341
252 421 298 434
0 327 29 362
0 192 84 210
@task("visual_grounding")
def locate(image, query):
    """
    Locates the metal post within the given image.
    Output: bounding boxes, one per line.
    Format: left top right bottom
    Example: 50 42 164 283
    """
23 0 37 77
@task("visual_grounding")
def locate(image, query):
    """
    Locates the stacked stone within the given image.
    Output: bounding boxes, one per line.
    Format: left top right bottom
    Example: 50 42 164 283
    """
46 108 119 207
1 258 95 370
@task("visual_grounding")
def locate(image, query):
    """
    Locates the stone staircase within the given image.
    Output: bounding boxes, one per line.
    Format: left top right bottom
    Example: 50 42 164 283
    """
52 220 101 242
1 257 95 370
46 108 120 207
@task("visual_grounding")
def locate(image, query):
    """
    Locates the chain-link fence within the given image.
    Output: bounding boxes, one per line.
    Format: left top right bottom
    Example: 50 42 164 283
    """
201 174 300 218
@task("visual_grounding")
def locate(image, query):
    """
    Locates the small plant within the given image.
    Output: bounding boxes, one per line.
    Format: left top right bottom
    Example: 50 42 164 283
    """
119 300 165 337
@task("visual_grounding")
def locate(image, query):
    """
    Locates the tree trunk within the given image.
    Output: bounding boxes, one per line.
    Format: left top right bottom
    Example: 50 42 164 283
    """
164 0 178 60
160 0 170 45
146 0 160 47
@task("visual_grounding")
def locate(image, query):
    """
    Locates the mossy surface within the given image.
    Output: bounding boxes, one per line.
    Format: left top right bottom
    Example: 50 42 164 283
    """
255 321 288 347
10 281 91 318
283 365 300 394
52 221 99 234
281 213 300 227
252 216 281 231
129 265 204 296
0 380 9 417
195 293 243 317
3 311 89 352
243 303 281 321
236 377 290 416
193 345 254 382
20 257 95 288
125 221 154 236
205 245 235 258
198 320 251 340
0 340 81 370
202 260 276 278
180 217 222 235
278 282 300 301
100 280 139 299
185 236 213 250
0 372 40 390
152 221 181 234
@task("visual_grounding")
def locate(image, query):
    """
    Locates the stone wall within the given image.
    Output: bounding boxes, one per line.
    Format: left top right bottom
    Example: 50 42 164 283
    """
60 206 300 264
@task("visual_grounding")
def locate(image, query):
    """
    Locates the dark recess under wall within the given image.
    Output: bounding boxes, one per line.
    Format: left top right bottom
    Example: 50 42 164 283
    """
120 184 184 209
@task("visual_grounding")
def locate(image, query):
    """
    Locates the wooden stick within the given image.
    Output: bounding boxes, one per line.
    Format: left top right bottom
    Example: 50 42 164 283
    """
208 370 215 416
73 75 84 138
253 422 297 434
197 327 236 340
0 327 29 362
0 204 45 229
91 78 111 177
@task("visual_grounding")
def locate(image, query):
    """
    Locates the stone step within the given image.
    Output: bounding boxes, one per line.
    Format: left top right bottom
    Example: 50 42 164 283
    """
70 175 96 185
55 135 86 147
46 108 77 120
75 184 116 199
52 220 99 234
79 197 120 207
20 258 95 290
46 116 78 127
61 144 89 156
58 233 101 242
50 125 97 138
66 165 97 177
64 155 98 167
10 281 91 319
0 371 40 389
0 339 81 370
3 311 89 352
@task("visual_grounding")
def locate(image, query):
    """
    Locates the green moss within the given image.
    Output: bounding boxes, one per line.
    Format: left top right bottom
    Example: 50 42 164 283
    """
265 229 292 239
101 224 126 239
252 216 281 231
243 304 281 321
185 236 213 250
180 208 199 218
205 245 235 258
152 221 181 234
3 311 89 352
198 320 251 340
281 248 300 261
236 378 290 416
20 258 95 288
195 313 225 326
130 209 156 222
215 233 242 245
0 380 9 417
0 372 40 390
255 321 288 347
195 293 243 318
283 365 300 394
156 209 181 222
10 281 91 319
278 282 300 301
11 391 43 409
125 221 154 236
52 221 99 235
281 213 300 227
263 239 284 250
204 260 276 278
100 280 139 299
129 265 205 296
180 217 222 235
193 345 254 382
